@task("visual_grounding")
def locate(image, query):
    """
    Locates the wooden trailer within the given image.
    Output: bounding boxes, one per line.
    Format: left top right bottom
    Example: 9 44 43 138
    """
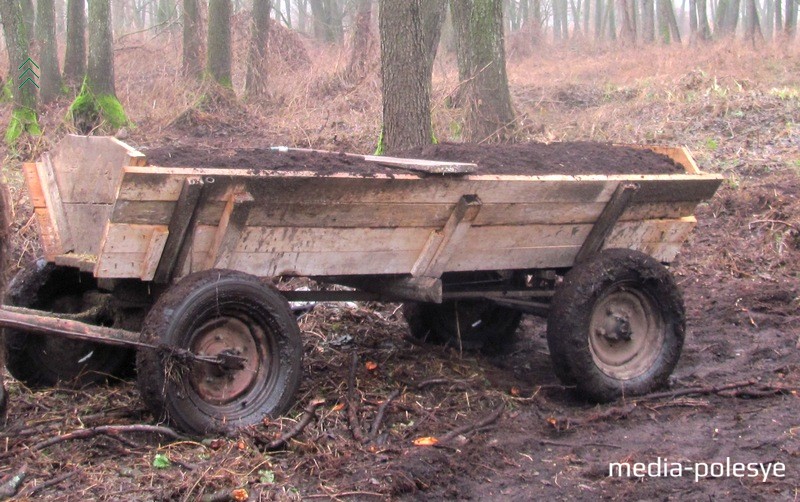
0 135 722 434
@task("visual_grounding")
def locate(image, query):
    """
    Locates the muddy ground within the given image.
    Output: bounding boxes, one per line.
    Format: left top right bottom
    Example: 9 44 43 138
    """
1 43 799 501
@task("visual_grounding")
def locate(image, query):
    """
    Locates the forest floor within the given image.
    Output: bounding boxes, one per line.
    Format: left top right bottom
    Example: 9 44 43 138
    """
0 36 799 501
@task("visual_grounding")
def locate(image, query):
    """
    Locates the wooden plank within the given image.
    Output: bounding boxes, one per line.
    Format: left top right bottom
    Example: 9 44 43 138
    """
363 155 476 174
411 194 482 277
235 227 432 254
226 250 421 277
37 154 74 255
98 224 168 253
54 253 97 272
140 227 170 280
34 208 60 260
110 198 701 229
62 203 114 255
22 162 46 207
204 190 254 269
95 253 146 278
51 135 144 204
575 182 639 263
116 169 721 206
153 178 205 283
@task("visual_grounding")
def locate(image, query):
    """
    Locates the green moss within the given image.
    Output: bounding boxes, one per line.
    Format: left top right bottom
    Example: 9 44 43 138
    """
1 80 12 103
5 107 42 145
374 128 385 156
68 80 130 131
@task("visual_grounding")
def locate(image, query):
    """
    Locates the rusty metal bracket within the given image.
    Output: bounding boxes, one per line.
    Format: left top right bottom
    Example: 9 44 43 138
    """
574 182 640 264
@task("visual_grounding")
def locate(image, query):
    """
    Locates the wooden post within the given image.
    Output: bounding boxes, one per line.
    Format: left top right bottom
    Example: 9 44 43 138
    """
411 194 482 278
575 182 639 264
153 177 205 283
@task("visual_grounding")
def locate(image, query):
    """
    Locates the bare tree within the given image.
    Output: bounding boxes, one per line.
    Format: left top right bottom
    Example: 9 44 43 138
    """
207 0 233 87
37 0 63 103
344 0 375 83
245 0 271 97
1 0 40 144
64 0 87 87
451 0 515 142
786 0 797 39
378 0 444 153
642 0 656 42
183 0 203 79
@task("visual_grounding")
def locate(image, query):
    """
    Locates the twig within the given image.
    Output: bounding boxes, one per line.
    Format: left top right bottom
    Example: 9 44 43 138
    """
440 403 505 442
347 353 368 444
29 424 184 453
636 380 757 401
369 389 402 440
0 464 27 499
23 470 77 497
304 492 385 500
263 398 325 451
539 439 622 449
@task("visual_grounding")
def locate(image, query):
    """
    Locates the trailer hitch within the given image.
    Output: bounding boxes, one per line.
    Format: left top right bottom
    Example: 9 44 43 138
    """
0 306 248 370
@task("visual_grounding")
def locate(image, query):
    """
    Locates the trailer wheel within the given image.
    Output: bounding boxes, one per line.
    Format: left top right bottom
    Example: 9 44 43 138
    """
137 270 302 435
3 261 135 388
403 300 522 353
547 249 685 402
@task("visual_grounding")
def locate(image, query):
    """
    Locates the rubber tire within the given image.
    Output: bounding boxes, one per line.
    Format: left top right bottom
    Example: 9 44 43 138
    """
547 249 685 402
136 270 303 435
3 261 135 388
403 300 522 353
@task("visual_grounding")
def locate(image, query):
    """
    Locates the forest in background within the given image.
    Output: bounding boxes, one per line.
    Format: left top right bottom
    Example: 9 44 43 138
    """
1 0 799 154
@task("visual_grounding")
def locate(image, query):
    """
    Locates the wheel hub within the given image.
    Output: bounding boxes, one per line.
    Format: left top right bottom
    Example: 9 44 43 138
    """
189 317 261 404
588 286 665 380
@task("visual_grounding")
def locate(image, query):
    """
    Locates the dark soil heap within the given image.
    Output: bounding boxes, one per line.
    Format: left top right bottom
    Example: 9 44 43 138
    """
143 141 687 176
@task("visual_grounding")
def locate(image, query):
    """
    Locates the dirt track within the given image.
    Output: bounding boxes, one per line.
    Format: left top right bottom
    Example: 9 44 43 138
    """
1 42 799 500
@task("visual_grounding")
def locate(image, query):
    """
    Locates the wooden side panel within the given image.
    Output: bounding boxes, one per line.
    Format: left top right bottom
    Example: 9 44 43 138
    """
36 157 73 257
51 134 146 204
94 224 169 278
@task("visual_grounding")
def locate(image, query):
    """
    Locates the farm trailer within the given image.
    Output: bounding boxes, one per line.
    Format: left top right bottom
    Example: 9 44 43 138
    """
0 135 722 435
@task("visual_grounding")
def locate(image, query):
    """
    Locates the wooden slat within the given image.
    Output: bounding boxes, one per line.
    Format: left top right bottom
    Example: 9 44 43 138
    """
109 198 701 229
227 251 421 277
575 182 639 263
51 135 145 204
411 194 481 277
363 154 476 174
54 254 97 272
204 190 254 269
235 227 432 254
153 178 205 283
140 228 169 280
22 162 46 207
62 203 114 255
116 170 721 205
37 155 74 256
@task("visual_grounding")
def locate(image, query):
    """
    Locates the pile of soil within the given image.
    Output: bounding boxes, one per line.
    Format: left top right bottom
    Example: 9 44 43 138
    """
142 141 687 176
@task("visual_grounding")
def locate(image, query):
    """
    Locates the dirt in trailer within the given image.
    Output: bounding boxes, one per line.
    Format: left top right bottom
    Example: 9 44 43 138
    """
141 141 686 176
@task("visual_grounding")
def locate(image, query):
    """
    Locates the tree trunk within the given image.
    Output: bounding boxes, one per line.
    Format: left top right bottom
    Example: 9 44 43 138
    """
37 0 63 103
451 0 514 143
689 0 698 42
183 0 203 79
245 0 270 97
343 0 374 82
1 0 40 143
309 0 343 43
531 0 543 45
657 0 671 42
745 0 762 43
88 0 116 96
642 0 655 41
595 0 603 39
786 0 796 39
697 0 712 40
21 0 35 41
775 0 783 36
666 0 682 42
619 0 636 44
378 0 436 154
207 0 233 87
64 0 87 87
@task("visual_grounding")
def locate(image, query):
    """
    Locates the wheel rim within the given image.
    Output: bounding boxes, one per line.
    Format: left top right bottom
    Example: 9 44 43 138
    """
189 316 262 405
588 283 665 380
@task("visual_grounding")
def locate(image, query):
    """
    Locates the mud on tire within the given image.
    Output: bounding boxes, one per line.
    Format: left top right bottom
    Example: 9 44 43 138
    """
136 270 302 435
546 249 685 402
